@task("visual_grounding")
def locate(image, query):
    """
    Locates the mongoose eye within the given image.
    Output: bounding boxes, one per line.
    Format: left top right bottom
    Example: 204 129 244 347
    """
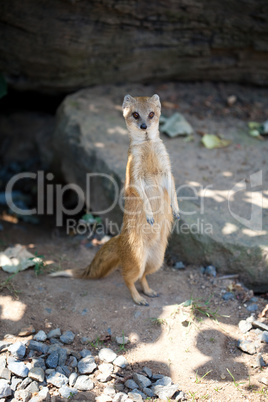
132 112 140 120
148 112 155 119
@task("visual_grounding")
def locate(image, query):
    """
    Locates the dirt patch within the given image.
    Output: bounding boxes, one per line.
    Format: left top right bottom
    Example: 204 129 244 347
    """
0 219 268 401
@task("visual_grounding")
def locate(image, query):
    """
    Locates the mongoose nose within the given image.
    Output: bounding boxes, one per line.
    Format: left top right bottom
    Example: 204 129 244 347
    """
140 123 147 130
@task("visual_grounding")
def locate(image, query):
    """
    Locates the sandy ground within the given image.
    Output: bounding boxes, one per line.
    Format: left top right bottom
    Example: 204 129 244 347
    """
0 218 268 401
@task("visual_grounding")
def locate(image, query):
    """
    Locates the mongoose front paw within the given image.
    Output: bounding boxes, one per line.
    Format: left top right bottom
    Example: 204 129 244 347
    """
146 217 155 225
173 211 180 220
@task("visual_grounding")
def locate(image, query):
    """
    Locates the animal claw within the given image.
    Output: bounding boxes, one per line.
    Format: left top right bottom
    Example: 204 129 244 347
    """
146 217 154 225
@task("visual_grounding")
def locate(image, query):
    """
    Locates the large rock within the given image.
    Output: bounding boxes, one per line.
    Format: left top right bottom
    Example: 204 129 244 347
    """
1 1 268 93
53 85 268 290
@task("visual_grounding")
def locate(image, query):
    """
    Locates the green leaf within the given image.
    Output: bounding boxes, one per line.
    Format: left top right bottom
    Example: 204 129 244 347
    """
201 134 231 149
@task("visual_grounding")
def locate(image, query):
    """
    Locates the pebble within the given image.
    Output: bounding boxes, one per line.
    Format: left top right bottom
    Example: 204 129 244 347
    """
28 340 48 354
0 341 12 352
0 356 6 369
47 372 68 388
247 304 258 312
0 379 12 398
47 328 61 338
8 361 29 377
261 331 268 343
143 366 152 378
238 319 252 334
256 353 266 368
113 355 128 368
60 330 75 344
125 379 138 389
59 385 78 398
46 351 59 368
74 375 94 391
116 336 129 345
128 389 146 401
14 389 32 401
18 325 36 337
78 355 97 374
8 341 26 359
133 373 151 388
17 377 32 390
69 372 78 387
26 380 39 394
174 261 185 270
99 348 117 363
33 330 47 342
80 348 92 358
113 392 128 402
38 386 50 399
222 292 235 301
10 377 22 391
253 321 268 332
259 376 268 386
67 355 78 368
0 368 11 381
201 265 217 277
58 348 68 366
237 340 257 355
143 387 155 397
28 367 45 383
99 363 113 375
152 383 180 399
153 376 172 387
31 357 46 370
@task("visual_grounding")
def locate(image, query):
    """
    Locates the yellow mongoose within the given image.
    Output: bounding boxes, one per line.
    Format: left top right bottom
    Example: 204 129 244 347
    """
51 94 180 305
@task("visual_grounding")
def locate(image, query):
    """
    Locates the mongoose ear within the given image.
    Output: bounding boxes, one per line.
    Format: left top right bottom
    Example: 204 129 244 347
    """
151 94 161 109
122 94 135 109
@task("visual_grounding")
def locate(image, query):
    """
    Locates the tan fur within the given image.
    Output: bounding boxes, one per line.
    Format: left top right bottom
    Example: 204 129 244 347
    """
51 94 180 305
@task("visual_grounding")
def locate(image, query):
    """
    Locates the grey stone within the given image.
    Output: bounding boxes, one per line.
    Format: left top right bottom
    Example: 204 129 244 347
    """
50 338 63 345
26 380 39 394
11 377 22 391
0 341 12 352
58 348 67 366
0 379 12 398
8 361 29 377
81 337 90 344
60 331 75 344
8 341 26 359
80 349 92 358
222 292 235 301
99 348 117 363
69 372 78 387
113 392 128 402
31 357 46 370
261 331 268 343
103 386 115 396
74 375 94 391
46 351 59 368
17 377 32 390
113 356 128 368
174 261 185 270
253 321 268 331
97 372 112 383
56 366 65 375
238 319 252 334
28 340 48 354
151 383 180 399
256 353 266 368
45 369 55 376
47 344 62 354
247 304 258 312
151 374 164 380
47 372 68 388
67 355 77 368
59 385 78 398
28 367 45 383
62 365 72 377
125 379 138 390
142 367 152 378
128 389 146 401
38 386 50 400
53 87 268 291
153 376 172 387
161 112 193 137
14 389 32 402
47 328 61 338
0 356 6 369
143 387 155 397
133 373 151 389
33 330 47 342
78 355 97 374
0 368 11 381
115 336 129 345
237 339 258 354
99 363 113 375
259 376 268 386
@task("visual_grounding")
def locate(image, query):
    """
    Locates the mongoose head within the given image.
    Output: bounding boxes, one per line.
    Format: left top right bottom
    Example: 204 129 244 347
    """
122 94 161 142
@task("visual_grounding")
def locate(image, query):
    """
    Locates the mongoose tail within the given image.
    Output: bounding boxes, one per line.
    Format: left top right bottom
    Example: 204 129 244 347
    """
50 236 120 280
